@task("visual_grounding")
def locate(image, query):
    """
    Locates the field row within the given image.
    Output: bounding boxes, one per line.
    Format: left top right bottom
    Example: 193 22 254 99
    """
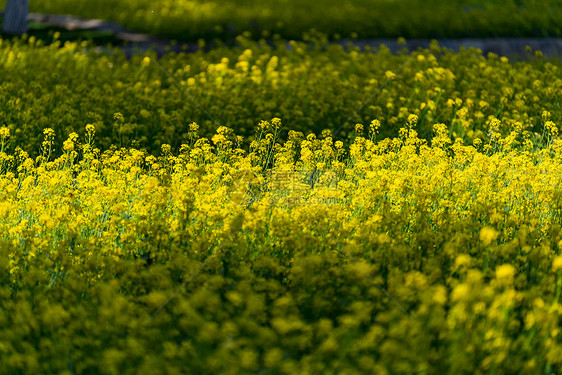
0 35 561 155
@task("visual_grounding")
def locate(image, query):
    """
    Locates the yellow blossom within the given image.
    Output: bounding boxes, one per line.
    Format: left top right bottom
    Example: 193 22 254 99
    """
480 226 499 246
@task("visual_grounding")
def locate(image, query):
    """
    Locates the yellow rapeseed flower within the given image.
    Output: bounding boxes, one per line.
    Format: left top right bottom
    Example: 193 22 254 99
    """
553 255 562 271
0 126 9 139
480 226 499 246
495 264 516 285
451 283 470 302
141 56 151 67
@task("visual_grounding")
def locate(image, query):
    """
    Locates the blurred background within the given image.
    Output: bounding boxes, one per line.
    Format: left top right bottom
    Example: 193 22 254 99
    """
2 0 562 42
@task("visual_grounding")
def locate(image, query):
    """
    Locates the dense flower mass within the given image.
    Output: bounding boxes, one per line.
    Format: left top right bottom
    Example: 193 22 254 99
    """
1 35 562 155
2 117 562 372
3 4 562 369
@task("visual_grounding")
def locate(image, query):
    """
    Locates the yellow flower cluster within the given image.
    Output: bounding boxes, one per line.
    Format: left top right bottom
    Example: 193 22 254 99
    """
2 119 562 372
3 35 562 155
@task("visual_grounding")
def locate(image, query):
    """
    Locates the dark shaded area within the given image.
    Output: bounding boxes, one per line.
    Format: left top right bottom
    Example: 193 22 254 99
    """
0 15 122 46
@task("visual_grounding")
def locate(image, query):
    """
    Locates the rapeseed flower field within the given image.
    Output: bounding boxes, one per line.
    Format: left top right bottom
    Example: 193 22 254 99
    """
2 112 562 372
4 4 562 372
1 35 561 155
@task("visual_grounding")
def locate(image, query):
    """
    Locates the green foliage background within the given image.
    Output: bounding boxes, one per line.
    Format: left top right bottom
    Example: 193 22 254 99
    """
2 0 562 41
